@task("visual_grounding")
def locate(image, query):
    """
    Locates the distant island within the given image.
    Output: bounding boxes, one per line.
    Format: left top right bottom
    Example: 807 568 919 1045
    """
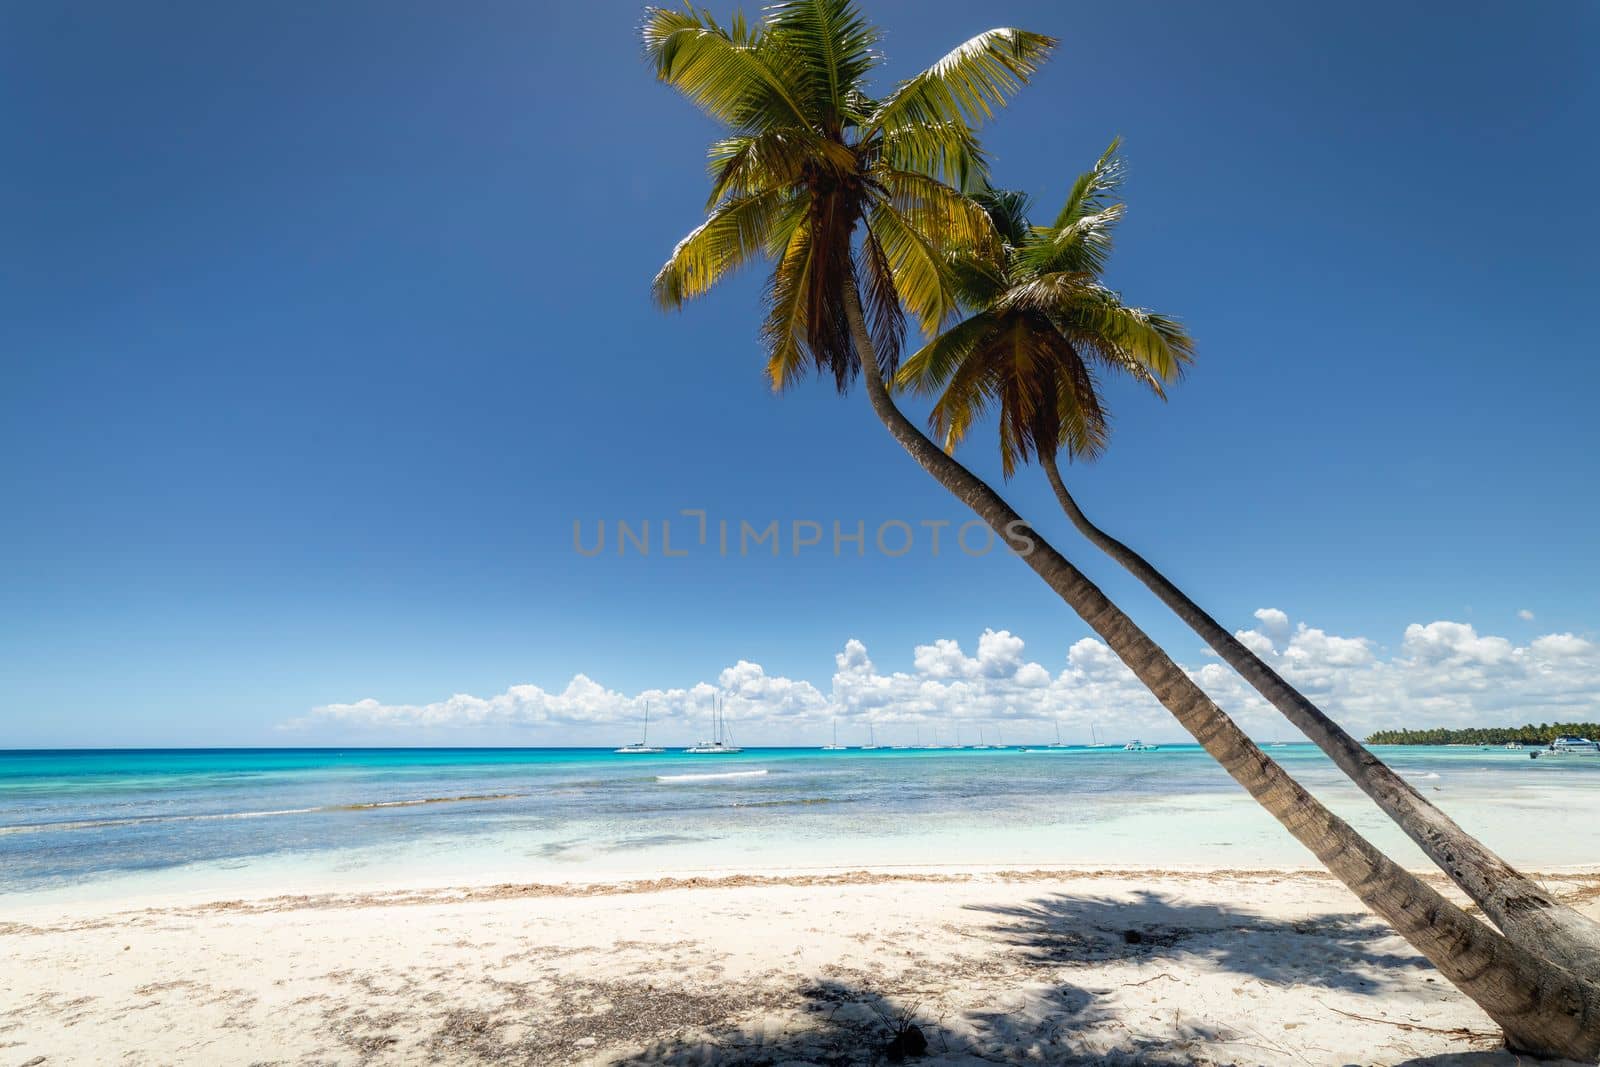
1366 723 1600 745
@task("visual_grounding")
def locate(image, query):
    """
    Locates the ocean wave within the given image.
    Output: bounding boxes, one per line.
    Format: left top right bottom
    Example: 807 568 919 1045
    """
656 769 770 783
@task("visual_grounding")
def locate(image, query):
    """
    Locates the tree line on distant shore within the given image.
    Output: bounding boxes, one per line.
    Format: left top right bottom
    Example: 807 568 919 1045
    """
1366 723 1600 746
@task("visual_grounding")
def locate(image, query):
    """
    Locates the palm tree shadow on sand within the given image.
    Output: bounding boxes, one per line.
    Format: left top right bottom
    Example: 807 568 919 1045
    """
968 889 1430 993
613 890 1560 1065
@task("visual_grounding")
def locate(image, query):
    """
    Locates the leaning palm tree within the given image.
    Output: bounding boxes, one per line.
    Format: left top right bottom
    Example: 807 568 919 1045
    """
644 2 1600 1054
896 143 1600 979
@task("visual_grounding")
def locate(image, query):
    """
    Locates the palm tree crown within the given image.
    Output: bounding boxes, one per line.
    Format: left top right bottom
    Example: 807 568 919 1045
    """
895 140 1195 475
645 0 1054 391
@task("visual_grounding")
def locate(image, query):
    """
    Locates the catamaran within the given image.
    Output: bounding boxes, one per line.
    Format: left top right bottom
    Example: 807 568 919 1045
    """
685 694 742 754
614 701 665 754
821 718 847 751
1088 724 1110 748
1123 739 1159 752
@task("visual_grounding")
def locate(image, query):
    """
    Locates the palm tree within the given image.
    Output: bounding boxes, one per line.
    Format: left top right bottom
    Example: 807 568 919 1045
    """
643 2 1600 1053
896 144 1600 979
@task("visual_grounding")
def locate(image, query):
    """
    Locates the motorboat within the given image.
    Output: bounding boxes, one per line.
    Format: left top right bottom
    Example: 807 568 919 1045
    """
1532 736 1600 759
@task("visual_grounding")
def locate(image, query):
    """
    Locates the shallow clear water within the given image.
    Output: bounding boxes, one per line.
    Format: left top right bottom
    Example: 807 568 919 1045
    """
2 745 1596 903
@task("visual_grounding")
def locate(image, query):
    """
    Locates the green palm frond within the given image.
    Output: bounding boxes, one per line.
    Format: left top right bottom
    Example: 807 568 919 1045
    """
764 0 880 131
863 196 954 333
972 188 1033 247
643 6 815 133
867 29 1056 135
706 130 816 206
1053 137 1124 229
1053 285 1194 389
763 223 816 390
895 309 1000 395
654 187 797 308
1014 141 1127 276
877 120 987 192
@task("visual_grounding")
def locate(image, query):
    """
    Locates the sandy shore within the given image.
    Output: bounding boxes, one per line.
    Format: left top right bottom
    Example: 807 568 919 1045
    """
4 867 1598 1066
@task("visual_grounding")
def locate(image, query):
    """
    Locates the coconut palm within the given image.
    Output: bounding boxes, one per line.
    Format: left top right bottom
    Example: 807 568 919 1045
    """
644 2 1600 1054
896 144 1600 978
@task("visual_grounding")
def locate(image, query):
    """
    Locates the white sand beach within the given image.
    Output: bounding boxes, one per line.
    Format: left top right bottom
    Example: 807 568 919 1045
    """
6 865 1599 1066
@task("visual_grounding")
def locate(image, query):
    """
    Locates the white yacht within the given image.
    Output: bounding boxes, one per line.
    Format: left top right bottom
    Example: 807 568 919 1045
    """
1088 724 1110 748
614 701 665 754
685 694 743 754
821 719 847 751
860 724 882 751
1123 739 1159 752
1540 736 1600 757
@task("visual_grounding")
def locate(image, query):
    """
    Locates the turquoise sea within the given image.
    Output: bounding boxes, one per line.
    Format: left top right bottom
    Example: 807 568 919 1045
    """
3 745 1596 903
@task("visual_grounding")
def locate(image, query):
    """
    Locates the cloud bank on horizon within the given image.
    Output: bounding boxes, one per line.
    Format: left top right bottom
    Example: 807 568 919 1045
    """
290 610 1599 744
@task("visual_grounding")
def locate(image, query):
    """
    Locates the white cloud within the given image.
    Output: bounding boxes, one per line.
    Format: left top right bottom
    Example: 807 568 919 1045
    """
1518 609 1536 622
290 614 1600 743
1253 608 1291 647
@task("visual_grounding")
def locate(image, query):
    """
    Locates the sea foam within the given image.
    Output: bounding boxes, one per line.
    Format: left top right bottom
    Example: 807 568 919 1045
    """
656 769 769 783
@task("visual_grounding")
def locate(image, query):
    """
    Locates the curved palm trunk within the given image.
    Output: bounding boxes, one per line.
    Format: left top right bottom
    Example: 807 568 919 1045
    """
1038 451 1600 978
841 286 1600 1058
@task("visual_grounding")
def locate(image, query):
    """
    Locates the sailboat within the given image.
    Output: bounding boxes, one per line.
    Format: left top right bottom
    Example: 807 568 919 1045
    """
971 726 992 750
1048 719 1069 749
821 718 847 751
685 694 743 754
1088 724 1110 748
860 723 882 750
615 700 665 754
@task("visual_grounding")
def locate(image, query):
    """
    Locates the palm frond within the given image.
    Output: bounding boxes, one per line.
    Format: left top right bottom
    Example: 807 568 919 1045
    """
927 327 1000 455
1052 284 1193 389
863 195 954 333
859 228 906 376
764 0 879 131
653 188 794 308
877 120 987 191
1052 138 1124 229
972 188 1032 246
878 169 995 242
763 223 816 390
866 29 1055 135
643 6 816 134
705 129 816 206
894 309 1000 395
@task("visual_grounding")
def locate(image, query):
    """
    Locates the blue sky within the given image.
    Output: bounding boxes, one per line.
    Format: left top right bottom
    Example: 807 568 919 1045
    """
2 0 1597 747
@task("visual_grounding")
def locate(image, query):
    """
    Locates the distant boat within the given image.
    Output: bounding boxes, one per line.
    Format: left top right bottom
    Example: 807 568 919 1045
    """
615 701 665 754
1123 739 1159 752
821 718 847 751
1503 741 1526 750
1088 724 1110 748
971 726 992 750
860 724 882 751
1532 736 1600 759
685 694 742 754
1048 719 1069 749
